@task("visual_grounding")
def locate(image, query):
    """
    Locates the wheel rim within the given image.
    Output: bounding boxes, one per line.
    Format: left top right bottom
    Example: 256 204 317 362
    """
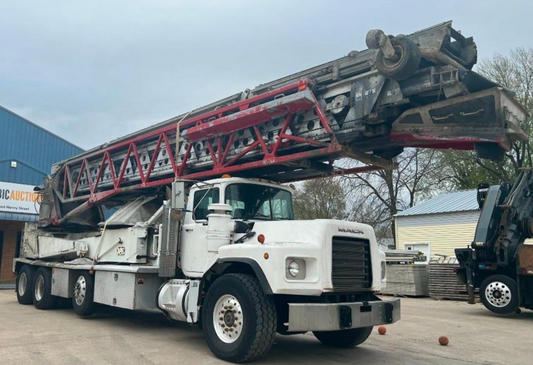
213 294 243 343
35 275 44 302
485 281 512 308
74 275 86 306
18 272 28 296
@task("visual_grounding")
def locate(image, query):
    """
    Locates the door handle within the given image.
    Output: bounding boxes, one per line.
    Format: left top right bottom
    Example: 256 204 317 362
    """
185 228 194 232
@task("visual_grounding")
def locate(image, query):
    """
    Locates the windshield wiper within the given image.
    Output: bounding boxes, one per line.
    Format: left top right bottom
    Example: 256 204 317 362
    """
242 213 270 220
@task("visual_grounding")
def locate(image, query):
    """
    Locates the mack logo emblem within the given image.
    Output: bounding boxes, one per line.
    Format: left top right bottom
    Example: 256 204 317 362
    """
338 228 363 234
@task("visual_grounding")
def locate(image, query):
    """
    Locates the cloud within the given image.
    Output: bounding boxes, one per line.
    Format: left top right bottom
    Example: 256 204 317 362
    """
0 0 531 149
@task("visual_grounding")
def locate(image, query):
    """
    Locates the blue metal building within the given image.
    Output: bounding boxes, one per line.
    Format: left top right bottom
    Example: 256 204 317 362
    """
0 105 83 285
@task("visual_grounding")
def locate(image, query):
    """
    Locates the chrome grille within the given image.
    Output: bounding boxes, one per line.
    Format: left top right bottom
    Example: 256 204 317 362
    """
331 236 372 291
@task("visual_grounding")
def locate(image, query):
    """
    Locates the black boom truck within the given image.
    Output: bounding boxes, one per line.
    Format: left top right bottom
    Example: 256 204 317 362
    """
456 170 533 314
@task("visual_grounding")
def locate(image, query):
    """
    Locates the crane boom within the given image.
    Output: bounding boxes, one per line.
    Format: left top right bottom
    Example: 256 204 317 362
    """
455 170 533 312
39 21 528 228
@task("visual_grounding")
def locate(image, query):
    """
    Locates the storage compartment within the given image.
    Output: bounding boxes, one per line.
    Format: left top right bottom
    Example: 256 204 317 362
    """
51 268 73 298
94 271 163 310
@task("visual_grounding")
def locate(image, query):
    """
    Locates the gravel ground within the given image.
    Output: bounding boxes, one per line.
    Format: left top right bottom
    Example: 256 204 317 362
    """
0 290 531 365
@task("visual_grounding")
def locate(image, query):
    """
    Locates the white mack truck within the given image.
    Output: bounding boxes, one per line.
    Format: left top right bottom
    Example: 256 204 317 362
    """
17 177 393 362
13 21 527 362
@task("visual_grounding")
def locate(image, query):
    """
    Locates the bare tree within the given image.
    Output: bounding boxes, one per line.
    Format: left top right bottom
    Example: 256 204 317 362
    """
480 48 533 173
349 193 394 239
293 178 346 220
438 150 511 189
343 148 447 241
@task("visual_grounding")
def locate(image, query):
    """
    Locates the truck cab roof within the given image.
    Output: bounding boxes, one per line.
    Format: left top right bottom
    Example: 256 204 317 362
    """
197 177 294 193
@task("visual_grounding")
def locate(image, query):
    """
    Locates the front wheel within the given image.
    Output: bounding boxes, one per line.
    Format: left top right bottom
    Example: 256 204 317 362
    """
313 327 373 348
480 275 520 315
202 274 277 363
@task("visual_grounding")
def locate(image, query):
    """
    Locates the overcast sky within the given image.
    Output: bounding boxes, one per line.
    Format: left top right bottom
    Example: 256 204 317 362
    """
1 0 532 150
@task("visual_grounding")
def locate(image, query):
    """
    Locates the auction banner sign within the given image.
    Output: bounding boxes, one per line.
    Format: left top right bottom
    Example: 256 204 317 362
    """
0 181 41 215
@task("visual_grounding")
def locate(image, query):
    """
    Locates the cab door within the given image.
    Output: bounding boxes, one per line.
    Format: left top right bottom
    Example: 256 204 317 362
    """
181 187 220 276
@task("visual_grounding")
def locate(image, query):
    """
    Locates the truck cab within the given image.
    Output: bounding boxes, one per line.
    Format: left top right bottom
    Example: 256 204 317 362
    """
160 177 399 361
182 177 387 295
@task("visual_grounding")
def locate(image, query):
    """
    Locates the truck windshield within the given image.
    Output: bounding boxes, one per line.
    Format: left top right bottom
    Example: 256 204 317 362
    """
225 184 294 220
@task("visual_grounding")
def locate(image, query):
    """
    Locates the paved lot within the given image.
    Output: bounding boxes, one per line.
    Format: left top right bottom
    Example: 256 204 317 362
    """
0 290 531 365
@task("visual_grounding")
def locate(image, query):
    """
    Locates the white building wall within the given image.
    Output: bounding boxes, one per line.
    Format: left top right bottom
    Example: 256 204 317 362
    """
395 211 480 257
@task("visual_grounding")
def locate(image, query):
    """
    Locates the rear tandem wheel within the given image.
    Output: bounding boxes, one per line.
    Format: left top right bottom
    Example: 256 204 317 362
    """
16 265 36 305
32 267 57 310
72 271 96 317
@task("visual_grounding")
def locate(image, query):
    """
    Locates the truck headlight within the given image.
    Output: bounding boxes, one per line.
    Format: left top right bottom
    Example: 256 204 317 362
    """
286 258 306 280
288 261 300 277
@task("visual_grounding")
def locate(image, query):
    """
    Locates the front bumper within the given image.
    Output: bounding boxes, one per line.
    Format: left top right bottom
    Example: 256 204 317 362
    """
287 298 400 332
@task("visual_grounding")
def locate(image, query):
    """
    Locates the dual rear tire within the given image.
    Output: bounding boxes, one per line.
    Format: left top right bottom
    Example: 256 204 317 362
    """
17 266 57 309
16 266 95 316
17 266 58 309
16 265 36 305
33 267 57 309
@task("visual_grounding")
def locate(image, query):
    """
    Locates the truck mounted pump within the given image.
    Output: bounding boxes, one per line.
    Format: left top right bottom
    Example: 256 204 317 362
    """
14 21 527 362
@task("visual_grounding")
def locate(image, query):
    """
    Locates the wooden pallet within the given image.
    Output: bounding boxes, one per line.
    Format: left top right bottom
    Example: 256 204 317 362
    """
428 263 477 300
381 264 429 296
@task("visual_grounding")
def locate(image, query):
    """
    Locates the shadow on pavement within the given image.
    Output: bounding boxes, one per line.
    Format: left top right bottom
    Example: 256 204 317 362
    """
52 304 381 364
466 308 533 320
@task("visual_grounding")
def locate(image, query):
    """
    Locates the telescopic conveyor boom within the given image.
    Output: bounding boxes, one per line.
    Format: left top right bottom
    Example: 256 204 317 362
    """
39 21 527 229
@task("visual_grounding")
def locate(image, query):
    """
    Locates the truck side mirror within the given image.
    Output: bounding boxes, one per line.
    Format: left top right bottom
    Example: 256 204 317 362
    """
234 220 252 234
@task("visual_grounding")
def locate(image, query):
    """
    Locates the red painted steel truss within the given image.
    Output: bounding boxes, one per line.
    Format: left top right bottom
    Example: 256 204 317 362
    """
54 80 380 216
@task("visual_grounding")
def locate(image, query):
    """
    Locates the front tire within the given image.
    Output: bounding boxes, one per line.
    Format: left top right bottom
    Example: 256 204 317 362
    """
16 265 36 305
33 267 57 310
313 327 373 348
202 274 277 363
72 271 96 317
480 275 520 315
